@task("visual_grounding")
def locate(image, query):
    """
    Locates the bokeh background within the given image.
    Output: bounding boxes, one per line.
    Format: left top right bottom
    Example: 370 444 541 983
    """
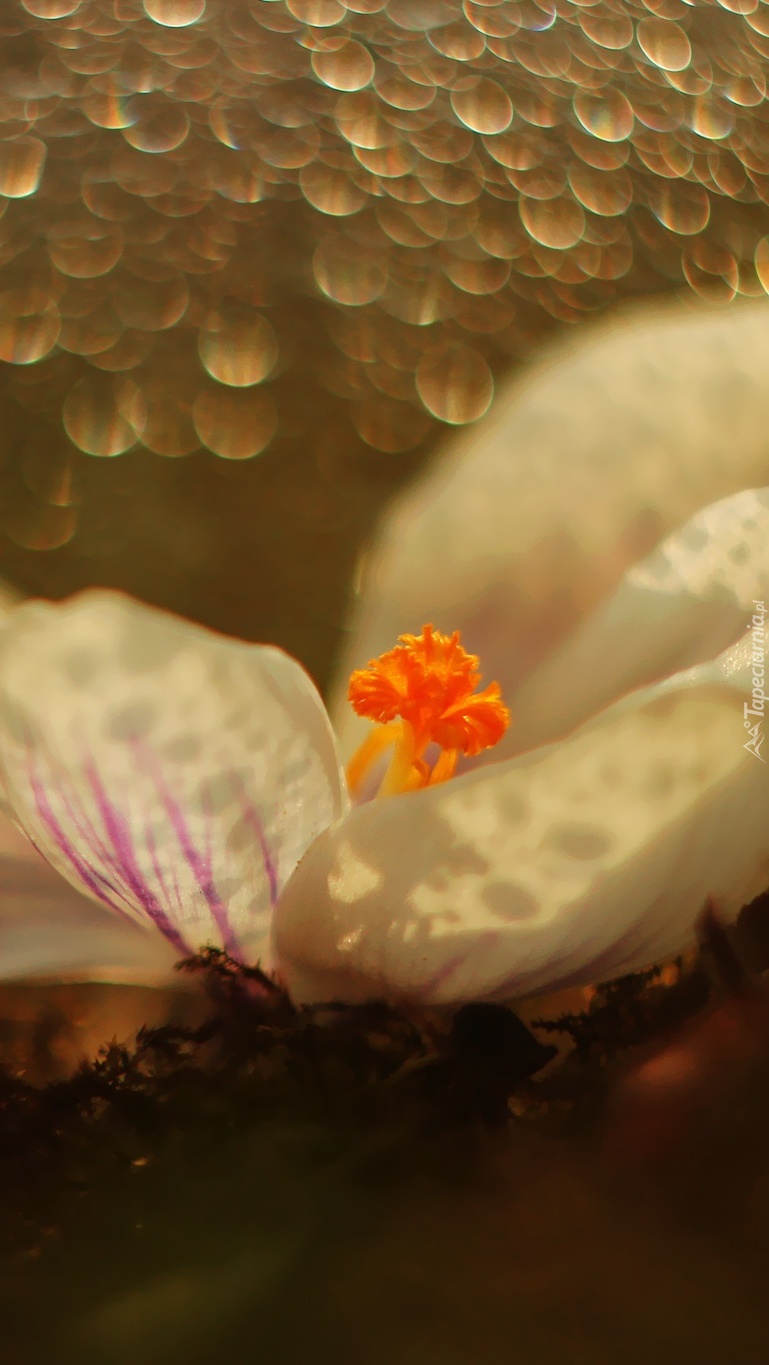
6 6 769 1354
2 0 769 691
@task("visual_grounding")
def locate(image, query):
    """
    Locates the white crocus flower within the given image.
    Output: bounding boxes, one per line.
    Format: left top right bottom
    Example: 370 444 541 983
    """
0 497 765 1008
1 301 768 1007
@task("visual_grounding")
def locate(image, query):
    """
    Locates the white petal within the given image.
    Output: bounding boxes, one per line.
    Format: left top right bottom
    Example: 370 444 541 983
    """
332 300 769 758
274 637 769 1005
0 592 347 967
0 813 174 982
507 486 769 756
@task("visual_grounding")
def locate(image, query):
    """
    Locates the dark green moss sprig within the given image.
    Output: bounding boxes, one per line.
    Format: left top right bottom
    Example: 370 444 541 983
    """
2 910 767 1363
0 950 561 1283
532 964 711 1061
0 945 722 1247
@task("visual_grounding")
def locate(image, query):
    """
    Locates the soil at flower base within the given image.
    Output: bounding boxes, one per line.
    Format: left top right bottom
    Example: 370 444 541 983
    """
1 897 769 1365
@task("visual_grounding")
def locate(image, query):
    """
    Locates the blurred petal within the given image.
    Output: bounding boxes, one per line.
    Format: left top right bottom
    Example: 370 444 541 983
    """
0 669 172 985
506 486 769 757
0 592 347 966
275 637 769 1006
0 580 22 619
332 301 769 758
0 813 174 982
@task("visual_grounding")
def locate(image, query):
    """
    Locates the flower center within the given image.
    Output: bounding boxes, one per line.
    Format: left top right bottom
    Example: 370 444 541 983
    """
346 624 510 798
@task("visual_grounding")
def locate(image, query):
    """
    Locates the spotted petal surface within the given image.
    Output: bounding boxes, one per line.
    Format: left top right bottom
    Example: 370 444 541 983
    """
332 300 769 759
507 486 769 758
275 637 769 1006
0 592 347 969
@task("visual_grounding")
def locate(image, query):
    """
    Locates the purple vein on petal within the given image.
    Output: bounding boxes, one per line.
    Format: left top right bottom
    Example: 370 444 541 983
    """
422 933 502 1001
422 952 471 1001
131 743 240 956
58 778 145 919
144 820 186 928
82 758 190 956
64 723 176 923
25 746 139 931
229 773 279 907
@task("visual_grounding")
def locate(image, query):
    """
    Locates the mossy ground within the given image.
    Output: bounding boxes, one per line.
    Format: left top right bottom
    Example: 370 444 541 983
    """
2 904 769 1365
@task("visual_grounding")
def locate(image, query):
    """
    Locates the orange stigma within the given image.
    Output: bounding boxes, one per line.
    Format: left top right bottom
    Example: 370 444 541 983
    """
346 624 510 798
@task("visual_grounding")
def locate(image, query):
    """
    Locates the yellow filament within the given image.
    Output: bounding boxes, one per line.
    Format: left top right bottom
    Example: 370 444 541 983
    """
427 748 458 786
345 722 399 798
347 723 459 799
377 720 419 797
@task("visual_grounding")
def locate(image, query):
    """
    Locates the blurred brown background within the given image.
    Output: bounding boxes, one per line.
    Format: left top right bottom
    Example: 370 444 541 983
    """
1 0 768 692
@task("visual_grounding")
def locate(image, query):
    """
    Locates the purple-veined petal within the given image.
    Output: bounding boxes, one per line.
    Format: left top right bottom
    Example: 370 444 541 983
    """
0 813 174 982
503 486 769 758
332 300 769 760
274 637 769 1006
0 591 347 968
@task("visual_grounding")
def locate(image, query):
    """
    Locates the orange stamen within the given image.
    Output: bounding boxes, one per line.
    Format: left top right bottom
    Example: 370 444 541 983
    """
346 624 509 798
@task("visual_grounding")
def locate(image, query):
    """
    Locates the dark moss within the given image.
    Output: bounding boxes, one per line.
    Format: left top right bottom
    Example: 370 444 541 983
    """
3 904 769 1365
